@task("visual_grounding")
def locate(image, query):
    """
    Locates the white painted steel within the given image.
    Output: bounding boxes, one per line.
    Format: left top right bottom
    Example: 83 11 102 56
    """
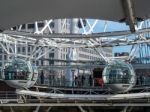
16 90 150 100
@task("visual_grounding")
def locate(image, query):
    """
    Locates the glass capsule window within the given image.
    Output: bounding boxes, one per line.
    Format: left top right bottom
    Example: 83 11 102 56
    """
4 59 32 80
102 60 135 84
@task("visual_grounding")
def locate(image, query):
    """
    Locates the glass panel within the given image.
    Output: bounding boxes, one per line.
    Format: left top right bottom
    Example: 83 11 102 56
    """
103 60 135 84
4 59 32 80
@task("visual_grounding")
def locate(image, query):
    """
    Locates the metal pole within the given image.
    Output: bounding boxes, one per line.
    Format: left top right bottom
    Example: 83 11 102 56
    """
33 106 40 112
78 106 87 112
46 107 52 112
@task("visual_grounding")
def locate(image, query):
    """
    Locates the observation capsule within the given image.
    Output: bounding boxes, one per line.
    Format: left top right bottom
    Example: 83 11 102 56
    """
102 60 136 93
2 58 38 89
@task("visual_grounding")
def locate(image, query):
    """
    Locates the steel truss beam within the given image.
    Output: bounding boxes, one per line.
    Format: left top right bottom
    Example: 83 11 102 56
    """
0 32 149 62
0 103 150 107
1 33 150 48
4 27 150 39
0 19 150 62
16 89 150 101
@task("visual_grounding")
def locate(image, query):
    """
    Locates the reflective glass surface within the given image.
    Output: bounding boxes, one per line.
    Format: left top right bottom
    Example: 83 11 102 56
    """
103 60 135 84
4 59 31 80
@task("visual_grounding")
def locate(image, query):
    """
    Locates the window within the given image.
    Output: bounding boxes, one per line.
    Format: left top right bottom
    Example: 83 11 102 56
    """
0 62 2 67
4 55 7 60
28 24 34 29
41 60 44 66
38 22 44 27
63 54 65 59
36 53 38 57
50 22 55 28
0 49 3 53
49 60 54 65
49 53 54 58
36 61 39 66
17 47 21 53
28 47 30 52
0 55 2 60
22 47 25 52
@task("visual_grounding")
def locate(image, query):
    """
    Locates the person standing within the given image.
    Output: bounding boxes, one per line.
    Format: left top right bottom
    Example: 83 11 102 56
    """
89 75 93 87
74 75 78 87
40 70 44 84
81 75 85 87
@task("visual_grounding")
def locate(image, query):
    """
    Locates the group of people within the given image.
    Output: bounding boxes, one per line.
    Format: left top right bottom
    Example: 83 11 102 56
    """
136 69 150 85
136 75 149 85
4 70 29 80
74 75 93 87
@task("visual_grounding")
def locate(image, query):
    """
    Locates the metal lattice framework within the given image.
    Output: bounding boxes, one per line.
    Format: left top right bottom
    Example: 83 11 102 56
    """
0 1 150 106
0 19 150 64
